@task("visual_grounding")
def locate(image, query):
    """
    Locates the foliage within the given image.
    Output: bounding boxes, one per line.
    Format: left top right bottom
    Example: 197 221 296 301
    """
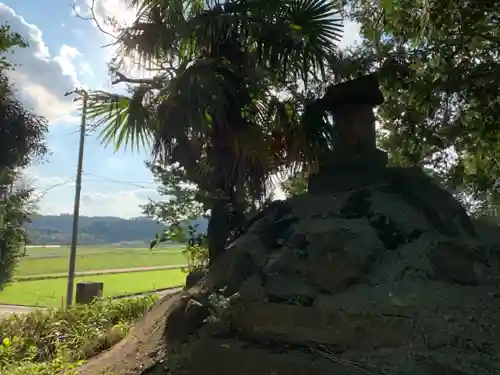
181 225 209 272
0 23 48 290
83 0 345 263
0 26 47 172
0 24 28 70
144 161 209 271
345 0 500 202
142 162 208 227
150 223 208 272
0 296 157 374
281 170 309 198
205 289 241 324
0 188 36 287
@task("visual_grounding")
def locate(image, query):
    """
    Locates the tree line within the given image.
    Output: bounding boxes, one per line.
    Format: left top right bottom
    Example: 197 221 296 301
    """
26 214 207 246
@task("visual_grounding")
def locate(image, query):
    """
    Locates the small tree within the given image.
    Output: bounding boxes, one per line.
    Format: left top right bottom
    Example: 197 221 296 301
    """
0 24 48 288
144 162 210 271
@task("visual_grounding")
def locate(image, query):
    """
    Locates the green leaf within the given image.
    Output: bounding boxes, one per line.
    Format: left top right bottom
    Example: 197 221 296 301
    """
149 240 158 250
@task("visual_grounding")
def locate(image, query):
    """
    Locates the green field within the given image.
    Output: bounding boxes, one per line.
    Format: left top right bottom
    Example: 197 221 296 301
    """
0 269 185 308
0 246 189 307
16 247 187 277
23 245 182 258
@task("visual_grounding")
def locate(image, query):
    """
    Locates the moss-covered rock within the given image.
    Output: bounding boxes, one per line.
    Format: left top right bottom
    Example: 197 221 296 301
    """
78 166 500 375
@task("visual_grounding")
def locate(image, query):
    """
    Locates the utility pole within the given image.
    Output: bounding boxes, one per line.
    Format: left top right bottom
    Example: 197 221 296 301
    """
65 88 88 309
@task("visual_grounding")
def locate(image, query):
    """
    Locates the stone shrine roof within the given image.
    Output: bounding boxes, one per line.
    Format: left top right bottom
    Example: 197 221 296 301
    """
322 73 384 109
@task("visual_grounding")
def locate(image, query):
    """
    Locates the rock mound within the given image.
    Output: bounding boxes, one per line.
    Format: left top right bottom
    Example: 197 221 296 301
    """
80 167 500 375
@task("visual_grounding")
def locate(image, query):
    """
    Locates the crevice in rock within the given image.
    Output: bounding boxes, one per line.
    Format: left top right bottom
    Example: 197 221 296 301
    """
266 295 316 307
259 216 299 249
339 189 423 250
286 233 309 249
368 214 407 249
245 200 294 232
368 214 423 250
398 265 435 282
340 189 371 218
208 330 342 357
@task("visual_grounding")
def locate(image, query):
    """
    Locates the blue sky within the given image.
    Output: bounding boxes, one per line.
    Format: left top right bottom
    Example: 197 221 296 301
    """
1 0 361 218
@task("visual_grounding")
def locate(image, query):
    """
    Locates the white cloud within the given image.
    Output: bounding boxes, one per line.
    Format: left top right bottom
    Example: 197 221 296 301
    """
92 0 135 27
26 170 158 217
104 157 127 170
80 62 94 76
72 0 134 37
53 45 82 86
78 188 157 217
0 3 88 124
72 0 147 83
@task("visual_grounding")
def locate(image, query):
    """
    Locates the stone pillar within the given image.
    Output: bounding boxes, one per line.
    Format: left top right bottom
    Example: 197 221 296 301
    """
308 74 389 194
75 281 104 304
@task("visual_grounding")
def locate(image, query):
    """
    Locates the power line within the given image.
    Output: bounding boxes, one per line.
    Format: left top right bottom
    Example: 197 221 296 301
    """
37 177 76 196
82 172 158 189
82 179 154 189
31 174 157 197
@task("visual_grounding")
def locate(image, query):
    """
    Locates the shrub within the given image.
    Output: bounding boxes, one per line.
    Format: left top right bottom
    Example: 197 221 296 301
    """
0 296 157 374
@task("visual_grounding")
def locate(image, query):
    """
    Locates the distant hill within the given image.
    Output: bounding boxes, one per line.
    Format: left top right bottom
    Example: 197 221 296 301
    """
26 214 208 246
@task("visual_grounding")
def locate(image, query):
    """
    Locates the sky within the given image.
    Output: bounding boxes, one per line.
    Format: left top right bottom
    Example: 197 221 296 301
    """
1 0 361 218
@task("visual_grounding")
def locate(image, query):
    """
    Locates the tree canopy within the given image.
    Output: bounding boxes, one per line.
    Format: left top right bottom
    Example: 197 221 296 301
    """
345 0 500 201
0 25 47 179
283 1 500 208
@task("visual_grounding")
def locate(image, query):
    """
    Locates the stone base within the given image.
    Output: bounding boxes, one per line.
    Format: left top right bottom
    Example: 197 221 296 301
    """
188 338 355 375
78 163 498 375
308 149 389 194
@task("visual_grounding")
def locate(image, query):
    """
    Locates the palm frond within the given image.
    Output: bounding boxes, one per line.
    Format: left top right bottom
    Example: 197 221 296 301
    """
118 0 203 64
86 88 156 153
250 0 343 84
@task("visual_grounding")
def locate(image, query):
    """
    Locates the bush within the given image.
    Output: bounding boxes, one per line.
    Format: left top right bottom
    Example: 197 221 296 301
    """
0 188 34 289
0 296 157 374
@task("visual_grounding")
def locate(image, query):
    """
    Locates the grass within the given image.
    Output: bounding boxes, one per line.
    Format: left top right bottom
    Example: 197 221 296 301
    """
15 247 187 277
24 244 181 258
0 296 158 375
0 269 186 308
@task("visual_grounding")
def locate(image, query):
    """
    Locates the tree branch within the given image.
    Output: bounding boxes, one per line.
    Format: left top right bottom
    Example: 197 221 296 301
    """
70 0 116 42
111 71 166 88
130 60 177 79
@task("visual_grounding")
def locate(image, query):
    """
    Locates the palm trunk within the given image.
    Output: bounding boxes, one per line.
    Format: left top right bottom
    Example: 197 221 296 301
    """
207 199 230 266
206 132 233 266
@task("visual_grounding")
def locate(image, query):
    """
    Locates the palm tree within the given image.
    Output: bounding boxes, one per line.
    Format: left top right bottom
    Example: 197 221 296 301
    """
86 0 344 264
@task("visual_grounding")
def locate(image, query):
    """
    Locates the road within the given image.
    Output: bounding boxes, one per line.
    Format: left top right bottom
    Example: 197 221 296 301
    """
0 287 184 316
